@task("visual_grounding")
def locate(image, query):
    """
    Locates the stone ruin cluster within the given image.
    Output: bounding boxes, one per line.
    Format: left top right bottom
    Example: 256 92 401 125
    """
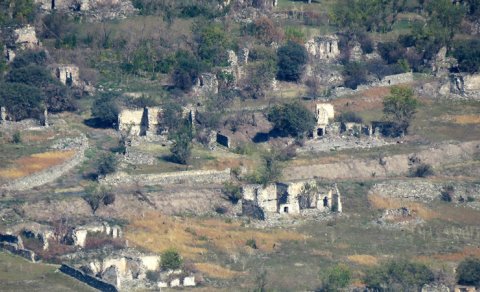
242 180 342 219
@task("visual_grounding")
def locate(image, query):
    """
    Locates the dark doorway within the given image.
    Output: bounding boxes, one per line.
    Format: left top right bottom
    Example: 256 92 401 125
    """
317 128 324 137
283 206 289 213
51 0 55 9
323 197 328 207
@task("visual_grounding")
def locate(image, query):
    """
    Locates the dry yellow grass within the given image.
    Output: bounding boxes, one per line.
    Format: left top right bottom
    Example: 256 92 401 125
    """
347 255 379 266
417 247 480 262
0 150 75 179
125 212 304 260
368 194 438 221
453 115 480 124
194 263 245 279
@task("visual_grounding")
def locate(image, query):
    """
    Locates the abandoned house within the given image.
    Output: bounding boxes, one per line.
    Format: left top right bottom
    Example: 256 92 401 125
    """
117 106 195 137
55 65 80 87
314 103 335 138
242 180 342 218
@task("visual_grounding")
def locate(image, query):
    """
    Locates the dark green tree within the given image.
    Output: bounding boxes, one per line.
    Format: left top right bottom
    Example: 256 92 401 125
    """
0 82 43 120
160 249 183 270
457 258 480 287
172 50 202 91
91 92 120 127
383 86 419 135
96 152 118 176
364 260 434 291
452 39 480 73
267 101 316 138
169 120 193 165
197 24 232 67
276 41 308 82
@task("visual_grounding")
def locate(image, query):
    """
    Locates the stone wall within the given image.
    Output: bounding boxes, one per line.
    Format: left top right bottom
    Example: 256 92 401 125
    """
55 65 80 87
1 134 88 191
0 242 38 262
14 25 40 50
59 264 118 292
101 168 231 186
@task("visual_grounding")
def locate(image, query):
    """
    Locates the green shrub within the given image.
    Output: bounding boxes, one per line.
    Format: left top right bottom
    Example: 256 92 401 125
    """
246 239 257 249
440 185 454 202
336 112 363 124
267 101 316 138
96 153 117 176
321 265 352 291
222 182 243 204
11 132 22 144
364 260 434 291
276 41 308 82
457 258 480 286
161 249 183 271
452 39 480 73
91 92 120 127
409 163 434 178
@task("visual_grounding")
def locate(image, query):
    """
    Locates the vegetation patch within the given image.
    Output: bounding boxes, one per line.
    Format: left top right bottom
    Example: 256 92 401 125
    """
347 254 379 266
125 212 304 259
194 263 245 279
0 150 75 179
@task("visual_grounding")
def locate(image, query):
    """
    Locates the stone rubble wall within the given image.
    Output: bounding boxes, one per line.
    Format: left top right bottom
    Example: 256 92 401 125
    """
101 168 231 186
59 264 118 292
0 242 38 262
1 134 89 191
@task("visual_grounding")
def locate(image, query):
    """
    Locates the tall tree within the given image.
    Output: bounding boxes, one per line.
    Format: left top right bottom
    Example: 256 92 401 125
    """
383 86 419 135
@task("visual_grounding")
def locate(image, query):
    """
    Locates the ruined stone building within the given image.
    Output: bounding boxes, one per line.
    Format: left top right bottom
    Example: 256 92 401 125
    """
118 106 195 137
55 65 80 87
314 103 335 138
305 35 340 61
242 180 342 218
3 25 41 63
35 0 128 11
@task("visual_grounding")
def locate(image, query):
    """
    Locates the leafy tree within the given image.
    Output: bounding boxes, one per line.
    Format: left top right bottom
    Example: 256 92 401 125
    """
364 260 434 291
321 265 352 291
169 120 193 165
257 151 283 185
267 101 316 138
96 152 118 176
452 39 480 73
91 92 120 127
276 41 308 82
378 42 406 65
172 50 202 91
0 82 43 120
457 258 480 287
82 183 115 214
250 16 283 44
197 24 232 67
158 101 184 133
161 249 183 270
343 61 368 89
383 86 419 135
10 50 47 69
222 182 243 204
244 59 277 99
0 0 36 25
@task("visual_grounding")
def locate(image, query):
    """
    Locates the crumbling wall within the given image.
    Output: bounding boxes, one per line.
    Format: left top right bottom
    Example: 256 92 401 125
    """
118 108 144 135
13 25 40 50
59 264 118 292
305 35 340 61
55 65 80 87
376 72 414 87
101 168 231 186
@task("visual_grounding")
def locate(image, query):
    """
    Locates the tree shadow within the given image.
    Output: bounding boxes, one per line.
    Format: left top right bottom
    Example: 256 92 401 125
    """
84 118 115 129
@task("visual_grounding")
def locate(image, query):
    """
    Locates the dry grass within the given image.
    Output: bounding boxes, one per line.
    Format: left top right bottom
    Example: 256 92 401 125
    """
417 247 480 262
347 255 379 266
125 212 304 260
0 150 75 179
368 194 438 221
194 263 245 279
452 115 480 125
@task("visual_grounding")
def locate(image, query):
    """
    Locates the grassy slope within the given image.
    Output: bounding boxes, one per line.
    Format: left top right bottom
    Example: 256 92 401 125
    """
0 252 95 292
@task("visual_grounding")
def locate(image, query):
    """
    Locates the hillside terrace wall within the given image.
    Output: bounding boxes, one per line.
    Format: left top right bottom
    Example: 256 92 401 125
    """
101 168 231 186
0 134 88 191
59 264 118 292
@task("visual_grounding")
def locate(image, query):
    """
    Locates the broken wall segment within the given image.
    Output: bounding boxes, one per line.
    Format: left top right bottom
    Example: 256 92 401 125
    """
55 65 80 87
101 168 231 187
59 264 118 292
314 103 334 138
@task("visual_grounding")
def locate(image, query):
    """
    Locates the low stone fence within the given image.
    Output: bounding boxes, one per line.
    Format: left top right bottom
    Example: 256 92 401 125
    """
59 264 118 292
0 242 38 262
1 134 88 191
101 168 231 186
